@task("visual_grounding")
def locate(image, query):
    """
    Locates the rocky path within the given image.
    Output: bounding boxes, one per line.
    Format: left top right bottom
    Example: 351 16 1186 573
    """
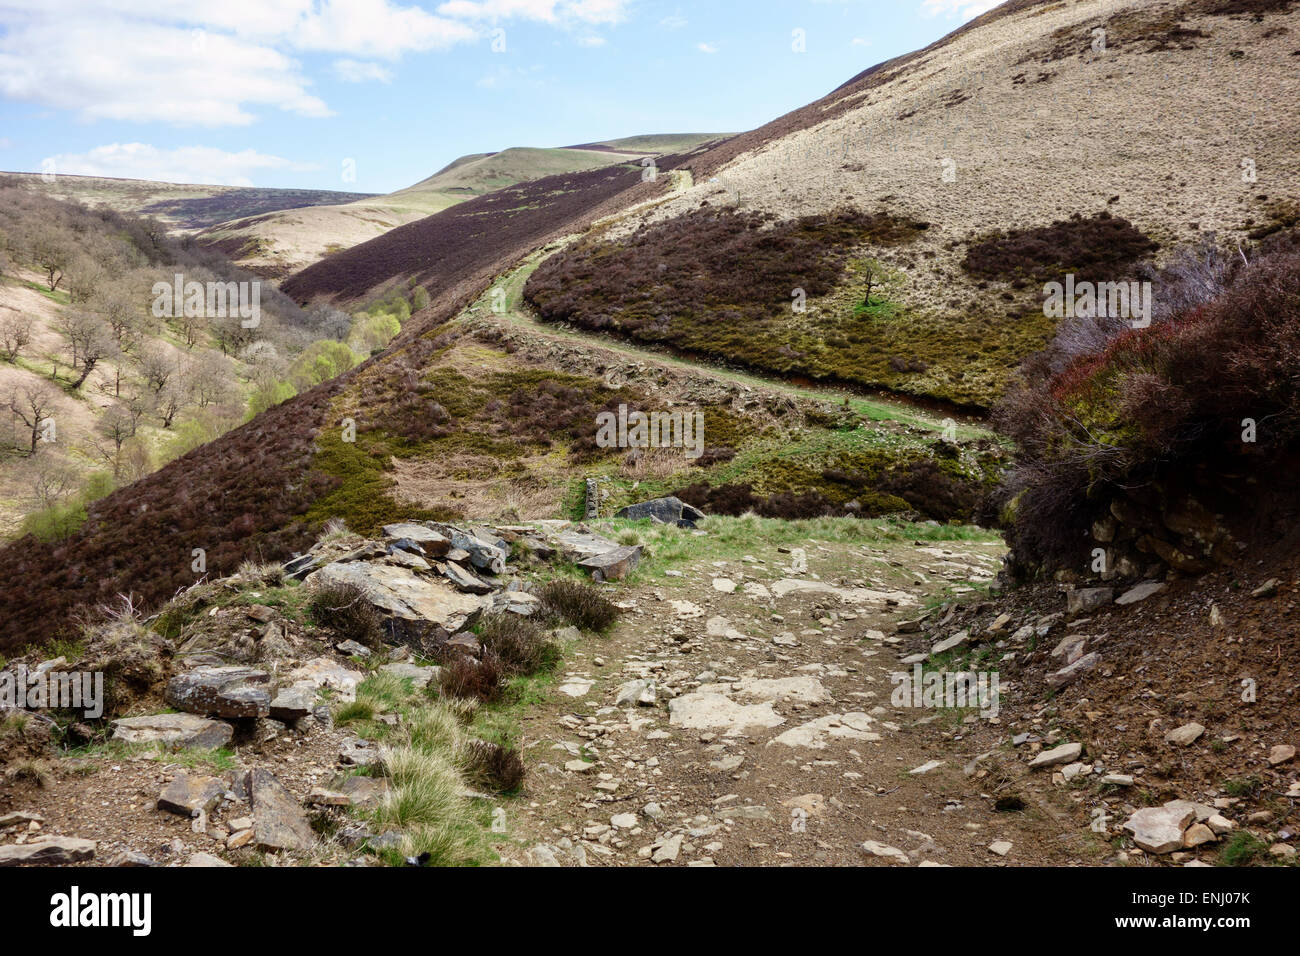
499 535 1101 867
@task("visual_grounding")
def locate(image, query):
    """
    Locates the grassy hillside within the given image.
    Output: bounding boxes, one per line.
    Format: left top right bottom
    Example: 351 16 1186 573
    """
606 0 1300 409
0 171 375 231
199 138 722 277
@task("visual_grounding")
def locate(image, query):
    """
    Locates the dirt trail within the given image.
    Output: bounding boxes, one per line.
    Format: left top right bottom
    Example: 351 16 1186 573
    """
499 534 1101 867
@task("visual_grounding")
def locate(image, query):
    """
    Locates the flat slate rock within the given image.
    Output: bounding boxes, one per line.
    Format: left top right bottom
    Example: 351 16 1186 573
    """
306 561 489 630
0 837 96 866
381 524 451 556
111 713 233 750
165 665 272 719
247 768 315 853
158 773 225 817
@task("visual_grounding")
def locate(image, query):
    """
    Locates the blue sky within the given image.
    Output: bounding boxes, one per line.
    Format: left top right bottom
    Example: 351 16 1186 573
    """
0 1 997 194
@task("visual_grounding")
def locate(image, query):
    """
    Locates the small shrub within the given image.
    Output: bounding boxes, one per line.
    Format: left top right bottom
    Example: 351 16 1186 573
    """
308 582 385 649
460 739 526 793
475 614 558 676
437 651 503 703
539 580 620 632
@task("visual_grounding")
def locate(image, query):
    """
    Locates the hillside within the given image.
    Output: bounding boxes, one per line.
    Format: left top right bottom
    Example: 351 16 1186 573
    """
199 137 725 278
3 0 1296 652
0 171 376 232
2 0 1299 876
526 0 1300 410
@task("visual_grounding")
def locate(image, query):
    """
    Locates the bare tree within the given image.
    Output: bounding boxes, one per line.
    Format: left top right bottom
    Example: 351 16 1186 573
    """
30 227 70 293
135 344 174 394
156 364 193 428
92 402 138 476
59 311 117 389
26 451 80 510
8 380 60 455
0 308 33 362
190 350 236 408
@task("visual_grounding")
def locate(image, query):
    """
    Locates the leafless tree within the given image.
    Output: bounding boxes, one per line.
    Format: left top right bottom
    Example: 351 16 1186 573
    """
29 227 70 293
7 380 60 455
0 308 33 362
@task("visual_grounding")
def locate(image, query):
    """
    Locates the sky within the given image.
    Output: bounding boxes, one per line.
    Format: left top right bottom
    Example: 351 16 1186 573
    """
0 0 999 195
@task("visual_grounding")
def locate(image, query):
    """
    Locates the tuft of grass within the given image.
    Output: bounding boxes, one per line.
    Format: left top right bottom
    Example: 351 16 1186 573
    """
1217 832 1270 867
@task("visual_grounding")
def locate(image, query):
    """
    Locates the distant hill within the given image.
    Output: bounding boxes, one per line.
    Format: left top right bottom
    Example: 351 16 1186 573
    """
198 136 727 277
0 171 376 231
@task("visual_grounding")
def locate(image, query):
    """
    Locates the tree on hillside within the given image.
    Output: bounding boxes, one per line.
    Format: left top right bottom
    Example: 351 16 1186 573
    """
309 305 352 342
30 227 71 293
0 309 33 362
91 281 144 395
858 258 905 307
25 450 80 511
190 350 236 408
7 380 60 455
67 253 109 305
155 363 194 428
92 403 139 476
289 339 358 391
136 344 175 394
59 311 117 389
177 307 208 350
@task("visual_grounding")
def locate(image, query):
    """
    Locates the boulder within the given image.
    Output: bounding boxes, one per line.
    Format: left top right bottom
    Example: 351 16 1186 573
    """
307 775 389 810
1046 652 1099 688
1123 805 1196 854
269 686 316 721
441 560 494 595
553 530 624 562
577 545 642 582
165 665 272 719
438 528 506 574
111 713 233 750
306 561 490 634
379 661 441 690
613 497 706 528
1116 581 1166 606
158 774 225 817
1066 587 1113 615
283 657 364 702
1165 722 1205 746
381 524 451 557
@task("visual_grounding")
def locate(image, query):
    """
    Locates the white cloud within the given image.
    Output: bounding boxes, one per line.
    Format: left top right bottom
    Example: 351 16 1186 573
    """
435 0 629 23
920 0 1000 20
697 42 718 54
333 59 395 83
852 37 872 47
39 143 320 187
0 0 624 128
576 35 606 47
659 15 688 29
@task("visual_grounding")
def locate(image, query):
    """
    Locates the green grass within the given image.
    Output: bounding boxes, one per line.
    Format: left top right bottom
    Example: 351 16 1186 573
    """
578 513 1000 584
